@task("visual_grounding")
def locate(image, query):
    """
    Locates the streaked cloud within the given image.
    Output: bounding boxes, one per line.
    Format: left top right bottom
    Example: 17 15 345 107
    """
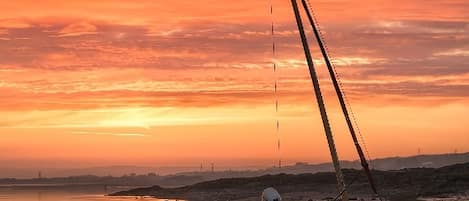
0 19 31 29
434 48 469 56
57 21 97 37
0 0 468 167
71 131 148 137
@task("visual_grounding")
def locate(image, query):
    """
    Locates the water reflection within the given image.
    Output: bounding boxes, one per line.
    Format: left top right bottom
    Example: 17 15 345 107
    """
37 191 42 201
0 187 184 201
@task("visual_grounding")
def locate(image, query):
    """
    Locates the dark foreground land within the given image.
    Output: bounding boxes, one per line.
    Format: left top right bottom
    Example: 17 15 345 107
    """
111 163 469 201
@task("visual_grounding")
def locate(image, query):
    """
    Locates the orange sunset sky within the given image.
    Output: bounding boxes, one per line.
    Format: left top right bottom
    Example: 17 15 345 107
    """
0 0 468 170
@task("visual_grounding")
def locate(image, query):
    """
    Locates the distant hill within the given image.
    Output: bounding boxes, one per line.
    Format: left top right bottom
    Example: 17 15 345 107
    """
255 152 469 175
1 152 468 188
370 152 469 169
0 165 197 179
111 162 469 201
168 152 469 181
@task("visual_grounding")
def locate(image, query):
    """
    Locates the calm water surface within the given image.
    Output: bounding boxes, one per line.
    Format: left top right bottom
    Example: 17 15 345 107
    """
0 185 182 201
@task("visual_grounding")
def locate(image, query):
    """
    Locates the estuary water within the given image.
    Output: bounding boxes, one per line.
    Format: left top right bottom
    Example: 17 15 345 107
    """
0 185 181 201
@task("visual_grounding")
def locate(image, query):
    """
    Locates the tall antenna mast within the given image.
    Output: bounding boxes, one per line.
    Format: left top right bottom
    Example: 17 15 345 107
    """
290 0 348 200
270 0 281 169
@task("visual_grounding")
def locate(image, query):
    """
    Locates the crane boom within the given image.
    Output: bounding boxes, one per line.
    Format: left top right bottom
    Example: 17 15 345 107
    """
300 0 379 195
290 0 348 200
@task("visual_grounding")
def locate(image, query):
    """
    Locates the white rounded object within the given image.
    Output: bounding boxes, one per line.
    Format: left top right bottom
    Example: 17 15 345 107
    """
261 187 282 201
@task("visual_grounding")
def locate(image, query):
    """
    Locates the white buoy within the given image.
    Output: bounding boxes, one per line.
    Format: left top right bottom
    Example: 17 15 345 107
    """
262 187 282 201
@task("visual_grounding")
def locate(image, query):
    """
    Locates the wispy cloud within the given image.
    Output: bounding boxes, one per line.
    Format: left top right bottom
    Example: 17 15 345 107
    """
0 0 468 166
71 131 148 137
57 21 97 37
